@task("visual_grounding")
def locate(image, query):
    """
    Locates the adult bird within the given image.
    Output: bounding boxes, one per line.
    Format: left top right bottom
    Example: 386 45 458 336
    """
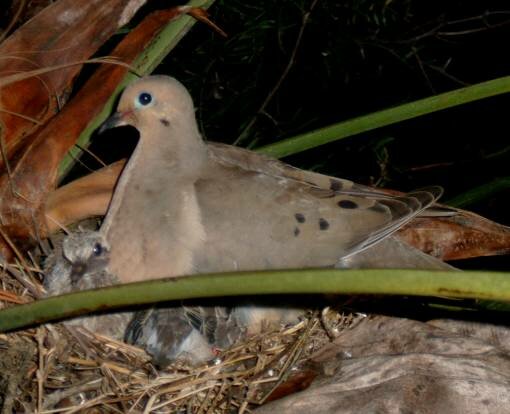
98 75 453 285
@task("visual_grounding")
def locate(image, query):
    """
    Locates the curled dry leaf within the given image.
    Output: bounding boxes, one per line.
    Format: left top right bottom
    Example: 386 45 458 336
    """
45 160 125 232
0 0 150 166
398 212 510 260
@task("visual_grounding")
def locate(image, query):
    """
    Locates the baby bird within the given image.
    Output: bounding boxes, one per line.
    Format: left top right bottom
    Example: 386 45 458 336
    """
45 230 114 294
44 230 134 340
44 230 251 365
125 304 244 366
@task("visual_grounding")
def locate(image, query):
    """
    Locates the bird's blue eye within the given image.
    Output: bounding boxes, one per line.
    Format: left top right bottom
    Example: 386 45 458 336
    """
137 92 153 107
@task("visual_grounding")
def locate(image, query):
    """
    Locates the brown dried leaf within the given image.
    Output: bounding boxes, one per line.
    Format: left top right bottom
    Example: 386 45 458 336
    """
0 0 149 169
397 211 510 261
45 160 125 232
0 6 190 257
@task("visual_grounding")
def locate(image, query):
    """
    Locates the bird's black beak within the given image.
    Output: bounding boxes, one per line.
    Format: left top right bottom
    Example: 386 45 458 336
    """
98 111 131 134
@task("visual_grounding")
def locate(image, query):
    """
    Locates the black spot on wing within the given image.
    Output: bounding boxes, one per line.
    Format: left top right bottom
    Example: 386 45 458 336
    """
160 118 170 127
319 218 330 230
295 213 306 223
294 227 300 236
338 199 358 209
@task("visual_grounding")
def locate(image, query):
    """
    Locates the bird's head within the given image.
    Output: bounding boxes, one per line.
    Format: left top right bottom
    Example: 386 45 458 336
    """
62 231 110 288
98 75 206 173
99 75 197 133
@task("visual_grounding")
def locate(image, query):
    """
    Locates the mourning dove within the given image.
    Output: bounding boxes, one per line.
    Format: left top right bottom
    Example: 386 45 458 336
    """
99 75 453 285
93 75 455 363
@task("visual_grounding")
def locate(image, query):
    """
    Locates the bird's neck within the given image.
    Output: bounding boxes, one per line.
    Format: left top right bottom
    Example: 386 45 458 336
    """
145 118 208 178
100 119 208 282
102 118 207 230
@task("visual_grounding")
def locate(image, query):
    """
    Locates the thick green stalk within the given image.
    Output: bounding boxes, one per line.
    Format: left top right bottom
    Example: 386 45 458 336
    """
257 75 510 158
1 268 510 332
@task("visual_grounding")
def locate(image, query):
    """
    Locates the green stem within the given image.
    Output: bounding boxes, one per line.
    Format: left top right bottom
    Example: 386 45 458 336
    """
445 177 510 207
1 268 510 332
257 75 510 158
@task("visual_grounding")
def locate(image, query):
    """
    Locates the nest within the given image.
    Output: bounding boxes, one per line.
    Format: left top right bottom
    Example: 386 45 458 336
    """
0 257 363 413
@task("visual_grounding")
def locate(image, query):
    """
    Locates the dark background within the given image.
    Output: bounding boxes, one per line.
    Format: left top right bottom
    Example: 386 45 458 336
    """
5 0 510 270
161 1 510 270
163 1 510 220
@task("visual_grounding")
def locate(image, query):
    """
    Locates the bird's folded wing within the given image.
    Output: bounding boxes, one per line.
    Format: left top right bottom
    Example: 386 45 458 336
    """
202 143 442 268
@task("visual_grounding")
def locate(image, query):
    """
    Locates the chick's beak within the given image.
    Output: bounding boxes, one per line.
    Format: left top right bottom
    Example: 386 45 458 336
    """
70 262 87 285
98 110 133 134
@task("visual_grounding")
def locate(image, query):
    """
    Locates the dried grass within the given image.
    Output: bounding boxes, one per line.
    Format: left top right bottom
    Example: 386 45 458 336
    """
0 255 361 413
